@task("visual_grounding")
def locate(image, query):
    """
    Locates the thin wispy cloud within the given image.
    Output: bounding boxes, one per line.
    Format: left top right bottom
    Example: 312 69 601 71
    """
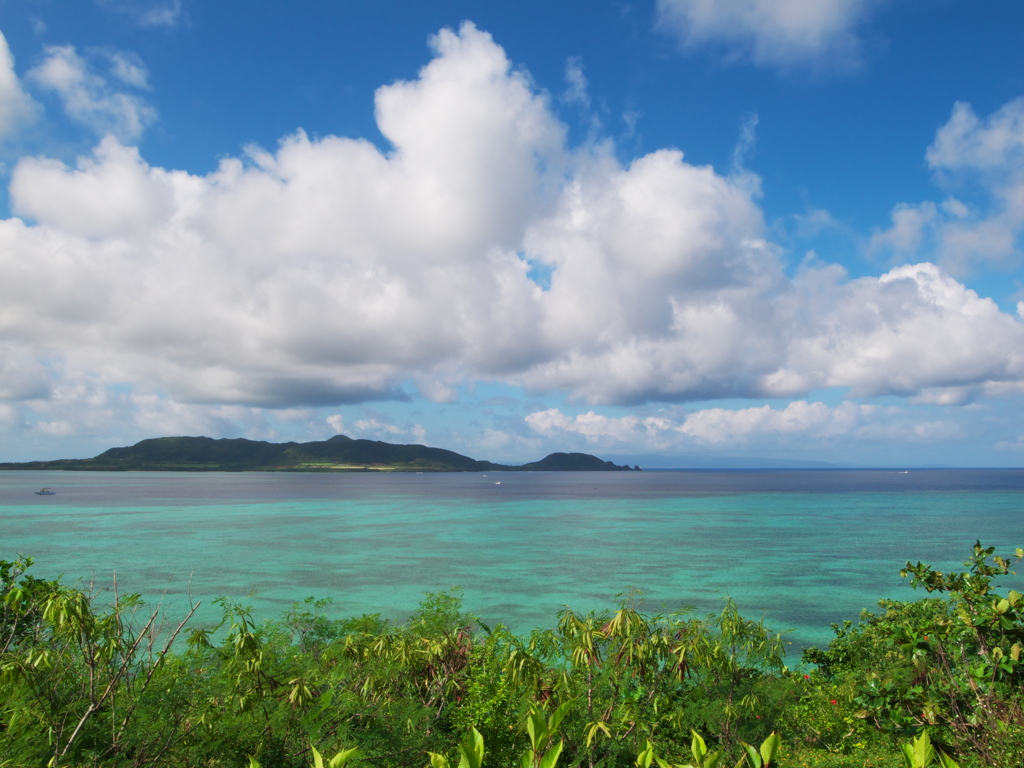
28 45 156 141
96 0 183 29
656 0 886 70
0 31 39 140
526 400 962 452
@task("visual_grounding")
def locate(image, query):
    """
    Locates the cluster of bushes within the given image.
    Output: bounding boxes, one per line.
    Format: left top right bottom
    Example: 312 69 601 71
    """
1 542 1022 767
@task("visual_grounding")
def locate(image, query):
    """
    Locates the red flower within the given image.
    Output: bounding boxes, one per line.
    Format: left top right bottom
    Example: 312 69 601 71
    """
830 699 837 705
803 674 810 680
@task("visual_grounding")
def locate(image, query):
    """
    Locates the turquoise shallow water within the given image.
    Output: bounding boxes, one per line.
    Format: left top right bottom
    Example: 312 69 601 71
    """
2 469 1023 656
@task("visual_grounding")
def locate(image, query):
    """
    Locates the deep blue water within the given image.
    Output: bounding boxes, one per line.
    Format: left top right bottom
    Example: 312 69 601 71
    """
2 468 1023 656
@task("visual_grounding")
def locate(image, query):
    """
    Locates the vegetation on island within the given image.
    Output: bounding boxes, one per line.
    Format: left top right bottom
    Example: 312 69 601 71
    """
0 435 640 473
2 542 1023 767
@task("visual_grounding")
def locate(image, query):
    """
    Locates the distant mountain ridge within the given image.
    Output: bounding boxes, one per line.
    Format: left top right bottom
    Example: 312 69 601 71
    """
0 435 639 473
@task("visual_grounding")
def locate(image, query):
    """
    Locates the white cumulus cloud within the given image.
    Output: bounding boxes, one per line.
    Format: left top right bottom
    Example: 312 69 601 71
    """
872 99 1024 273
11 137 175 237
776 262 1024 398
1 23 1023 452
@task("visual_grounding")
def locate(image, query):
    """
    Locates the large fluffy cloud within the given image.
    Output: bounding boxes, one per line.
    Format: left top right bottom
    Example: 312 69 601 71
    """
774 262 1024 398
655 0 884 69
2 22 1024 434
516 147 780 403
4 24 564 407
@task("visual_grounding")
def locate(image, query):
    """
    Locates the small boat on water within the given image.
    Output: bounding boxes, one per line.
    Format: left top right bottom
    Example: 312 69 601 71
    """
34 488 56 495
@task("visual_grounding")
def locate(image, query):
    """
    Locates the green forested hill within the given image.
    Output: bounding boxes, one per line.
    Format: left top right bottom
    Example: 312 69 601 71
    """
0 435 638 472
518 451 637 471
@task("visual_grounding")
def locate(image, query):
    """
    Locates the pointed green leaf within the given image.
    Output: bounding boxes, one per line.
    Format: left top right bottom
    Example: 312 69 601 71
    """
759 733 781 767
742 743 762 768
459 727 485 768
586 721 611 748
636 740 655 768
428 752 451 768
527 708 547 752
329 747 360 768
538 740 564 768
548 700 572 735
690 731 708 762
914 732 935 768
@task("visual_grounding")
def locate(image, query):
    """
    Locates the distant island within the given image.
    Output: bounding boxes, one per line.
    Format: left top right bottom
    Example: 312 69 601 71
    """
0 435 640 473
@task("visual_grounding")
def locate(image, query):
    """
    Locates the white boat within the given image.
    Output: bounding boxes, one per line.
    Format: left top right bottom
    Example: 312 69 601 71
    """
35 488 56 495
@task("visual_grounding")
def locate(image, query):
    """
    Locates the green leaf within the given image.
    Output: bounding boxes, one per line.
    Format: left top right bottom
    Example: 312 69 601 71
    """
458 727 485 768
899 732 936 768
538 741 564 768
312 746 325 768
758 733 781 767
585 721 611 748
914 732 936 768
526 707 547 752
742 743 762 768
329 747 360 768
636 740 655 768
427 752 451 768
548 700 572 735
690 731 708 763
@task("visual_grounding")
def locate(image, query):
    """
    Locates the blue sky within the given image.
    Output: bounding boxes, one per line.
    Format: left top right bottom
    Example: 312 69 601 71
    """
0 0 1022 466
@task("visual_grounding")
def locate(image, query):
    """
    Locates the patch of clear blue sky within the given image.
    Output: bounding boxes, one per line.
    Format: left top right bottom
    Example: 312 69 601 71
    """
524 257 553 291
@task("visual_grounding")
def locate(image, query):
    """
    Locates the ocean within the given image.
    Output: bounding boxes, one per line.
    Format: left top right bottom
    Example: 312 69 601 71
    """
2 468 1023 656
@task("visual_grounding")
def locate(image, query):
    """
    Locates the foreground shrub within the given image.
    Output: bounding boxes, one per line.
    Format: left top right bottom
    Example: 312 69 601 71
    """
2 542 1023 767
